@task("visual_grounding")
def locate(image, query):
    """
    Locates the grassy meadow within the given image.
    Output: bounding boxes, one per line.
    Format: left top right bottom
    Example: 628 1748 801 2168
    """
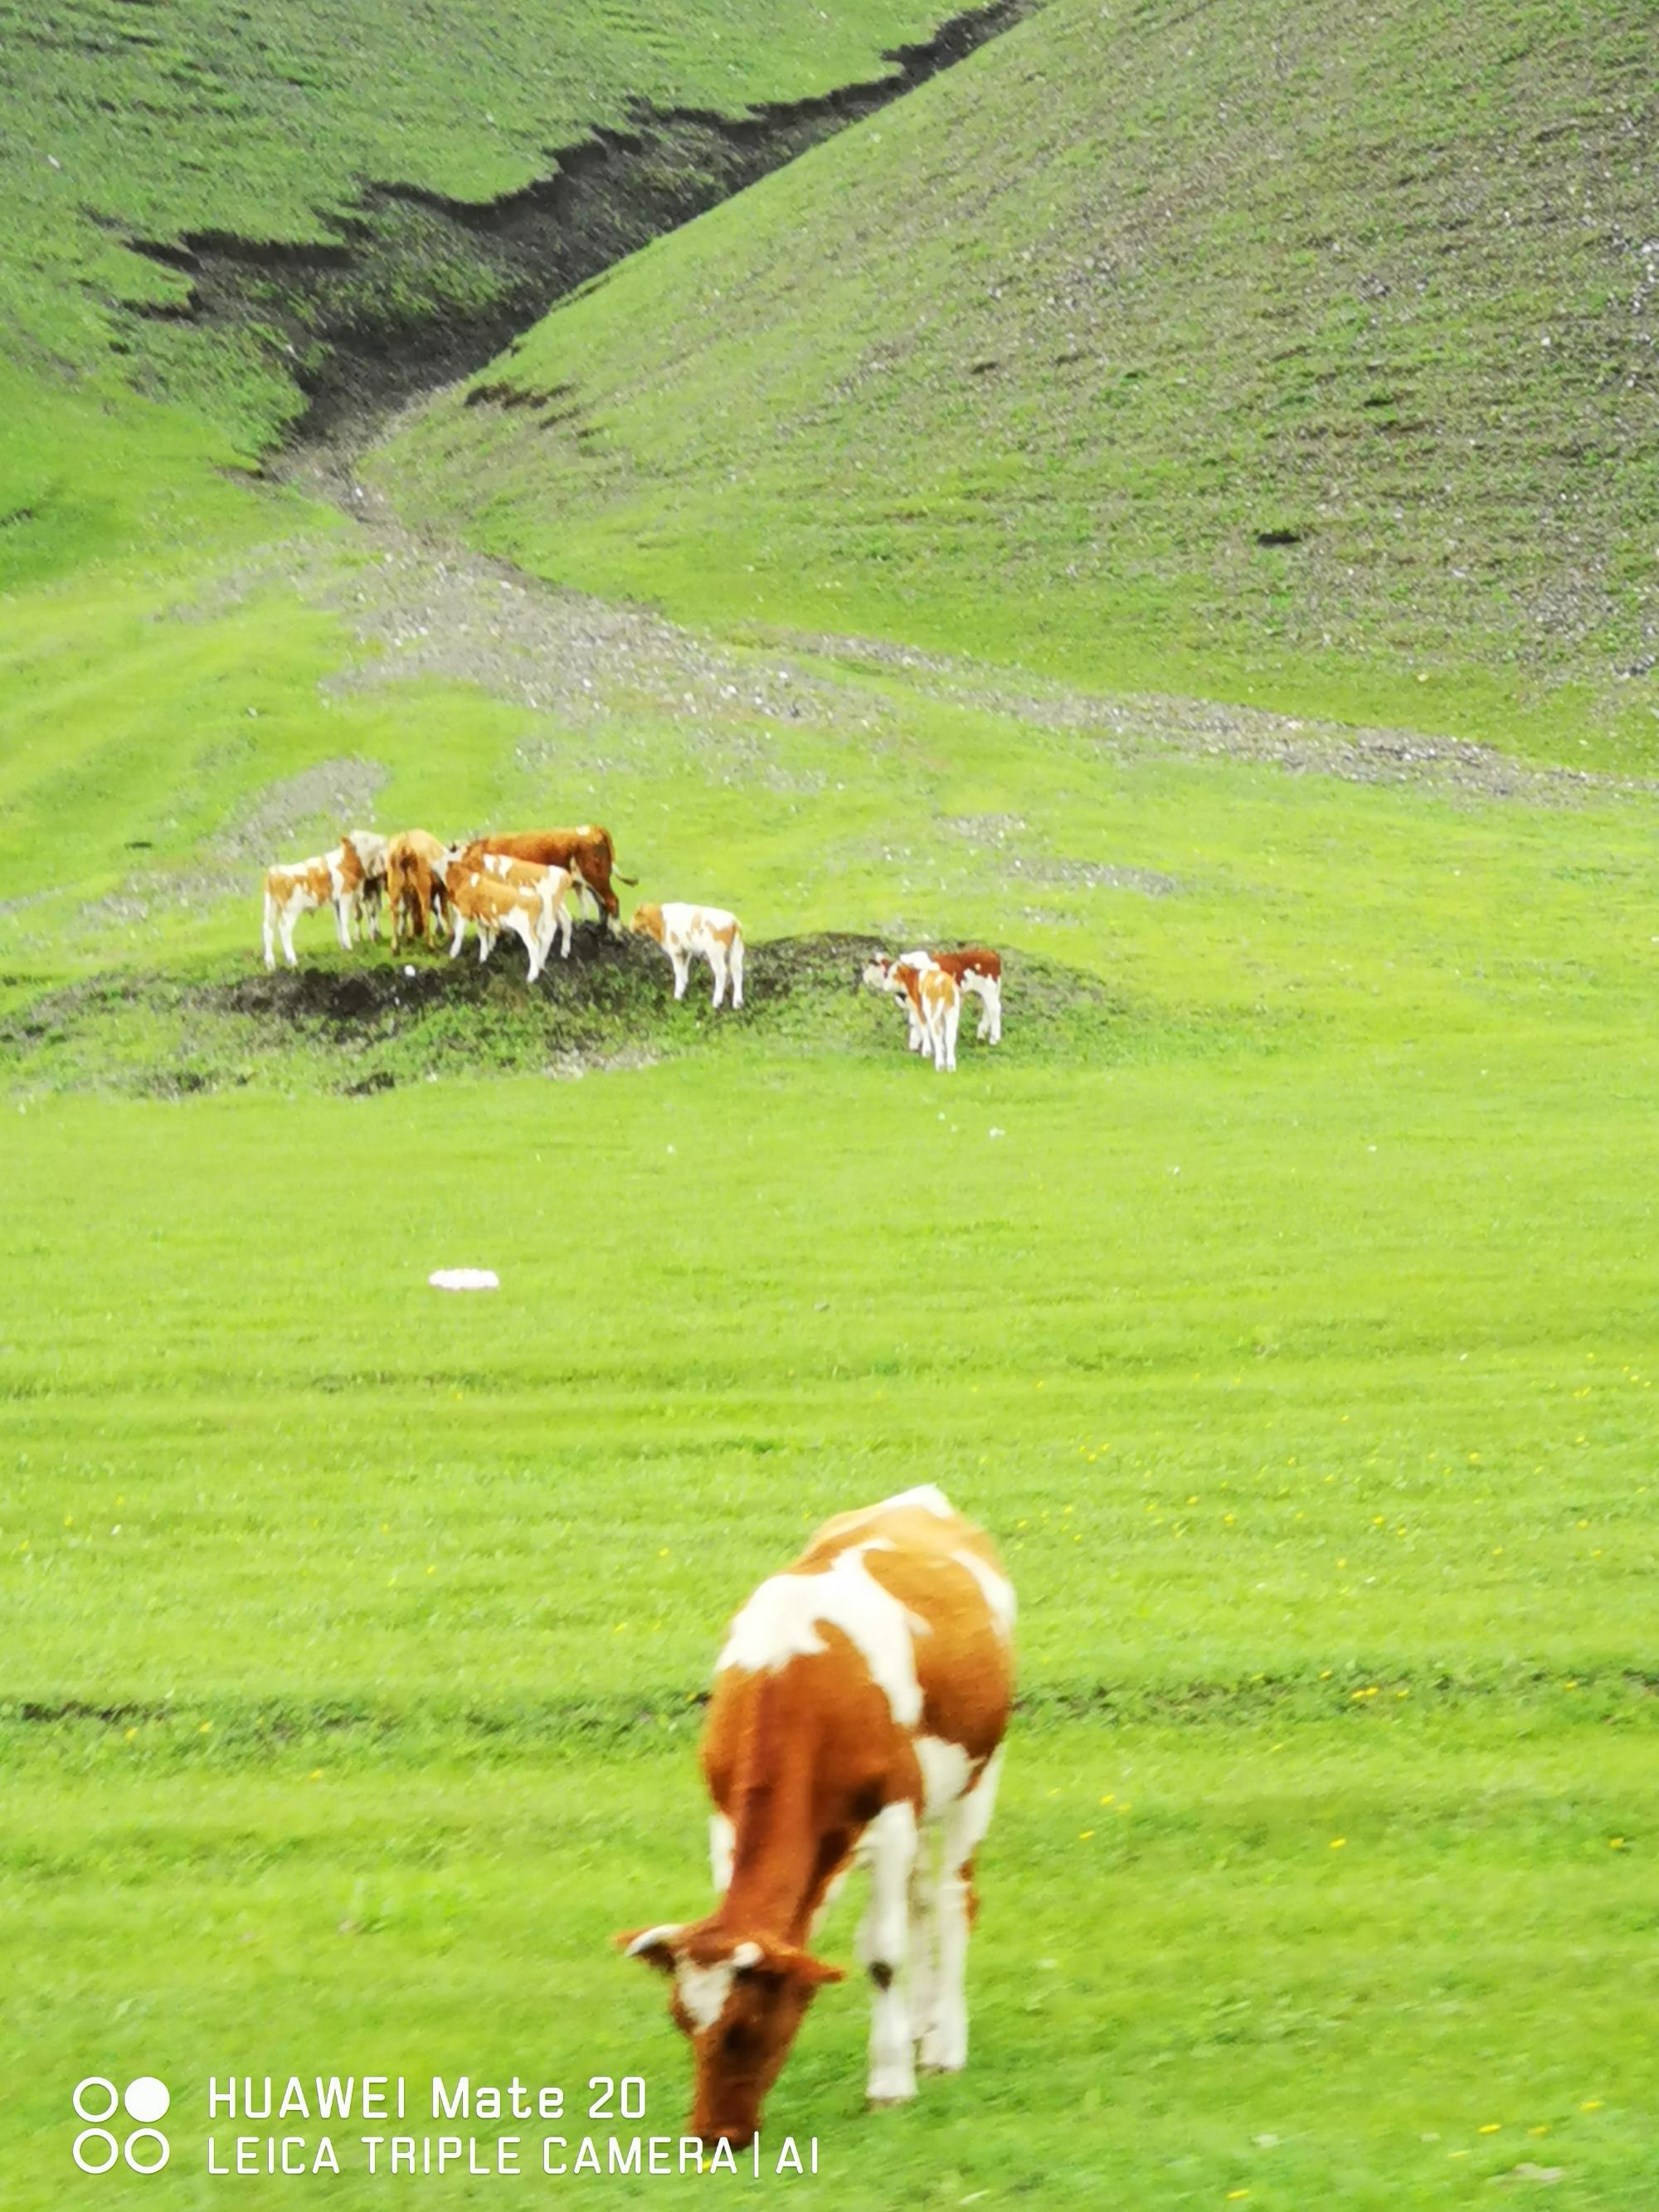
6 727 1659 2205
3 0 1658 2204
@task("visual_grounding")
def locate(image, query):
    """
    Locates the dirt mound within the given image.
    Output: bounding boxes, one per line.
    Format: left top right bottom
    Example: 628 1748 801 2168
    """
2 932 1121 1096
203 927 886 1028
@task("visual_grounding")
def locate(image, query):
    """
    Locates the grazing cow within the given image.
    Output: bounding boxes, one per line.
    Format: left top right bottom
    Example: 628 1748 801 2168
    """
343 829 389 944
440 863 556 982
261 839 363 970
861 956 964 1072
439 847 575 962
619 1485 1014 2147
630 902 745 1009
385 829 449 952
463 828 634 931
863 949 1003 1048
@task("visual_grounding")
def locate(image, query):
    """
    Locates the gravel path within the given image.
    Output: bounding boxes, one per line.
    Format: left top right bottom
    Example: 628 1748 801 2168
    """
223 421 1658 820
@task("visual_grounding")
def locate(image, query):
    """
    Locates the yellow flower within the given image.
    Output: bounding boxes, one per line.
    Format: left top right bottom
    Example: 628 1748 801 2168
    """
1580 2100 1603 2112
1078 1830 1094 1840
1478 2123 1500 2135
1330 1837 1346 1850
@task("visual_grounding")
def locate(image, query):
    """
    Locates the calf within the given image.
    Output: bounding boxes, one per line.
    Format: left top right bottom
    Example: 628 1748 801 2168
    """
385 829 449 952
440 862 556 982
261 839 363 970
343 829 389 944
464 827 634 931
440 847 575 962
863 948 1003 1048
861 955 964 1072
620 1485 1014 2146
630 902 745 1009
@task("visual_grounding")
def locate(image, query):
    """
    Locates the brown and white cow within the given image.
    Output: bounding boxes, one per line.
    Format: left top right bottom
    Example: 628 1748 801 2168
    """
619 1485 1014 2146
385 829 449 953
861 955 966 1072
462 828 634 932
630 902 745 1009
437 860 557 983
863 949 1003 1049
261 839 364 970
438 846 575 963
342 829 389 944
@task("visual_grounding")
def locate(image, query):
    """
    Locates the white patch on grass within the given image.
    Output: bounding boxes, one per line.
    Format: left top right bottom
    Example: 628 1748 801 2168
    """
428 1268 499 1291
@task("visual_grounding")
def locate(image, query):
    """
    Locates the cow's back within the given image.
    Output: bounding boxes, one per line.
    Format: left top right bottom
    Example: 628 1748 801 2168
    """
708 1488 1013 1783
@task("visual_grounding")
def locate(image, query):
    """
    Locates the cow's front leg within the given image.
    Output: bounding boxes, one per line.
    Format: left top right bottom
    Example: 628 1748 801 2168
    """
334 897 353 950
669 951 689 1001
859 1801 917 2107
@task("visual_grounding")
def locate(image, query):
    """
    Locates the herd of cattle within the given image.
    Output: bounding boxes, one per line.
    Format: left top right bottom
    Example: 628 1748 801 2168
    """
260 824 1005 1070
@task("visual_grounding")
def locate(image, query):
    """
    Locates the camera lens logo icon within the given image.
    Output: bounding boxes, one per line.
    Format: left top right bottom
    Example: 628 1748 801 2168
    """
72 2077 171 2174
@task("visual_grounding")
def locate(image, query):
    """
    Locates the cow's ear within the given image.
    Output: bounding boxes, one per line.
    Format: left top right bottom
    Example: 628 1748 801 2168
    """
616 1923 682 1974
739 1937 844 1988
794 1952 845 1988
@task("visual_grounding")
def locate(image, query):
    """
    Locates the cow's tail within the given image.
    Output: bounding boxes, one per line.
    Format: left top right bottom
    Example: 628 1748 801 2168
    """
587 824 636 887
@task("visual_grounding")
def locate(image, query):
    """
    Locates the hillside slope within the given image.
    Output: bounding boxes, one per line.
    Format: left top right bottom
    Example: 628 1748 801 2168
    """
0 0 995 584
380 0 1659 765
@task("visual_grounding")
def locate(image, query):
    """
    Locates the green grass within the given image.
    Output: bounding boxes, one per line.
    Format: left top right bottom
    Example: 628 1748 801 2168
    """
4 1039 1657 2206
0 0 968 585
379 0 1659 769
4 1 1657 2201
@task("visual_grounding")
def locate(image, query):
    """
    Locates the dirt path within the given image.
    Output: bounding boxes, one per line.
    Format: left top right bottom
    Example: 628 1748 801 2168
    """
265 424 1657 816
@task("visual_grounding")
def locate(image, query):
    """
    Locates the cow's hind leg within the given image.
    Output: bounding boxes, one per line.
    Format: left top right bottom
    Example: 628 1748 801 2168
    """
920 1748 1003 2073
860 1801 918 2107
728 933 744 1009
708 941 728 1009
906 1823 941 2059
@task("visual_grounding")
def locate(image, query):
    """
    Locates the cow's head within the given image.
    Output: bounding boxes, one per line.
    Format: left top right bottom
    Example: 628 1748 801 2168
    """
859 955 895 993
629 903 664 944
617 1921 843 2146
